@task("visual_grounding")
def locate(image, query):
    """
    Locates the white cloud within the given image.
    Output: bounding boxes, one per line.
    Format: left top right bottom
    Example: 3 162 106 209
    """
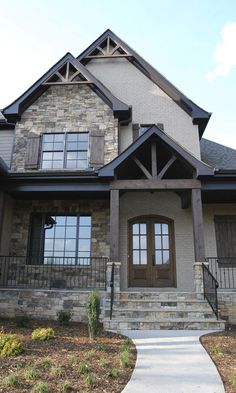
207 22 236 80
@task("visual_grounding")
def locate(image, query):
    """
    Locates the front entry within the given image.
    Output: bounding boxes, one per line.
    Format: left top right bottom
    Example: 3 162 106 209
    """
128 215 176 287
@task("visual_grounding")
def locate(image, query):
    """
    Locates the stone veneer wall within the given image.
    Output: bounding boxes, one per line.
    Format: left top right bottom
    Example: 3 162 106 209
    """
0 289 106 322
10 199 110 258
218 292 236 325
11 84 118 172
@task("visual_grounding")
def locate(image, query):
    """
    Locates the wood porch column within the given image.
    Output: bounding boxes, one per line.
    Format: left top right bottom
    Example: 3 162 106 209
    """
0 192 4 251
191 188 205 262
110 189 119 261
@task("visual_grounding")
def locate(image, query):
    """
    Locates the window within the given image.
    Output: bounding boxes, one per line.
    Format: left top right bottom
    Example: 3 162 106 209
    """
214 215 236 266
28 214 92 265
41 133 89 169
139 125 152 135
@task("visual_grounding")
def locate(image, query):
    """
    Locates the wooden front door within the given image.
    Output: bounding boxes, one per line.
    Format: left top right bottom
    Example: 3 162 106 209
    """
128 216 176 287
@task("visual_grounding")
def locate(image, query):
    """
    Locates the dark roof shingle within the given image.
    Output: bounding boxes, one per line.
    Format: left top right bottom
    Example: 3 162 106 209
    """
200 138 236 170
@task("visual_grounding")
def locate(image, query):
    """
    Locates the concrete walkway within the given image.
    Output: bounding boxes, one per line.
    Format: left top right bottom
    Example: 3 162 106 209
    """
121 330 225 393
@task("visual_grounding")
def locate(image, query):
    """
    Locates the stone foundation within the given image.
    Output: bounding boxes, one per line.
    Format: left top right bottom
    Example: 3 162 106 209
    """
218 292 236 325
0 289 106 322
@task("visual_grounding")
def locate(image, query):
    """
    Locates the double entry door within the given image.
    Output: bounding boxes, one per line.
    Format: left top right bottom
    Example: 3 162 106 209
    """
129 216 176 287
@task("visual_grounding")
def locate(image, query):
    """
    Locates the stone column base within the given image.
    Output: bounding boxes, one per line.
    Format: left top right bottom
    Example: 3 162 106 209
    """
193 262 208 298
106 262 121 294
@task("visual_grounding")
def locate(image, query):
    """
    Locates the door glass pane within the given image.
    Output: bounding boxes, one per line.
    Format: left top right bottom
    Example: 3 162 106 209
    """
163 251 170 264
140 250 147 264
155 250 162 265
133 250 140 265
162 224 169 234
140 224 147 234
140 236 147 249
132 224 139 234
162 235 169 249
154 222 171 265
155 236 162 249
155 223 162 235
133 235 139 249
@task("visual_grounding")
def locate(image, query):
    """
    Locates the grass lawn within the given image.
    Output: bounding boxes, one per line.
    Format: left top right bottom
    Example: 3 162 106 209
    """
201 329 236 393
0 319 136 393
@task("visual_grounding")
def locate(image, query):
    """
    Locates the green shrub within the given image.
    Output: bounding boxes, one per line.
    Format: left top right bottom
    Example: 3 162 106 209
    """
212 346 224 355
57 310 73 326
40 357 53 368
33 381 50 393
50 366 64 377
77 361 90 375
86 348 96 359
32 328 55 341
15 314 31 328
108 368 121 378
120 350 131 368
99 357 109 368
0 333 24 356
3 372 20 387
24 365 40 380
62 380 73 392
85 374 96 386
68 354 77 364
87 290 100 340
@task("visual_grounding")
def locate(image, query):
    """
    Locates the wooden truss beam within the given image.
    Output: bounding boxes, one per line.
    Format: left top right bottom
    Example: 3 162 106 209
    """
43 61 91 86
157 155 177 179
111 179 201 190
132 157 152 179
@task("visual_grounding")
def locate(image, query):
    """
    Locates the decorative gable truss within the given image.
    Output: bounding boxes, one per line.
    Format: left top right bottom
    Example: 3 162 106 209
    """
85 36 131 59
43 61 91 85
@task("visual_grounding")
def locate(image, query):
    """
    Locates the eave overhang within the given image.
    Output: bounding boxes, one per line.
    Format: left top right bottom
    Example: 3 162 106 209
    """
77 29 211 137
2 53 131 123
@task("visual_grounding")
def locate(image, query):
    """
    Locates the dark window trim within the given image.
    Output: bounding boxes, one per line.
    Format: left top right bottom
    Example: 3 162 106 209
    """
28 213 92 265
40 132 89 170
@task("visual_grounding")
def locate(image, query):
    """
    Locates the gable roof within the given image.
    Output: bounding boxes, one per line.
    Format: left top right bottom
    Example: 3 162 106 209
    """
78 29 211 137
99 125 214 177
2 52 131 122
201 138 236 171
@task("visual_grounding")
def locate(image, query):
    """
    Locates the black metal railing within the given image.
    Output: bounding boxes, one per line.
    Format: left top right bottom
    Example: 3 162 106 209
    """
206 257 236 289
202 263 219 319
109 262 115 320
0 256 108 290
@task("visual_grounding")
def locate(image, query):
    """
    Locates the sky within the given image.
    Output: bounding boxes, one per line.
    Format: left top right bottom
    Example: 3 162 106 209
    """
0 0 236 148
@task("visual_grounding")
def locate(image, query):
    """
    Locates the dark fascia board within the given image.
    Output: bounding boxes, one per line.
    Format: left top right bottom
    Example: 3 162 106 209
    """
99 125 214 178
2 52 131 122
0 157 9 176
77 29 211 137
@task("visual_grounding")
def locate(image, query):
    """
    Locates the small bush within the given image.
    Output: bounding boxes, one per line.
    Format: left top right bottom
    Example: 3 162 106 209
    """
68 355 77 365
87 290 100 340
62 380 73 392
122 337 132 350
0 333 24 356
25 365 40 380
99 357 109 368
87 349 96 359
57 310 73 326
232 378 236 388
3 372 20 387
108 368 121 378
120 350 131 368
15 314 31 328
50 366 64 377
40 357 53 369
85 374 96 387
77 361 90 375
212 346 224 355
32 328 55 341
34 381 50 393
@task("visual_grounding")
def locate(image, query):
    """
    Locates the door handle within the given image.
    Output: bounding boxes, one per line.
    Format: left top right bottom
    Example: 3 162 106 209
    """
152 254 155 266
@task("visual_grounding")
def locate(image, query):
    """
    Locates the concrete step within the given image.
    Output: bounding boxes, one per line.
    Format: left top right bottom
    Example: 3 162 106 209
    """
103 318 226 331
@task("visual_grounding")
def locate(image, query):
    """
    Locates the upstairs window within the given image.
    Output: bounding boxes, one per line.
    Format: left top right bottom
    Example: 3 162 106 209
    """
41 132 89 169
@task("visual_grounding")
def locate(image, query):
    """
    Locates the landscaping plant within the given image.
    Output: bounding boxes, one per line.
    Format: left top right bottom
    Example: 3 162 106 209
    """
87 290 100 339
32 327 55 341
0 333 23 356
57 310 73 326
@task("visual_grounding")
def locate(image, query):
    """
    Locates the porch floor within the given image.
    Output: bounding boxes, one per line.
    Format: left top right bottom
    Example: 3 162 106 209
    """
121 330 225 393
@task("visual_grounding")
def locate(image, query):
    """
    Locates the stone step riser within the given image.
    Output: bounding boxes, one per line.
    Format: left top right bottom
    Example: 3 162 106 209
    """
105 311 215 320
118 293 203 301
106 302 211 311
104 320 225 331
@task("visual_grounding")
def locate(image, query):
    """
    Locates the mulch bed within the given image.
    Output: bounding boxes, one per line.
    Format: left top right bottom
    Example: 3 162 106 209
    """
201 328 236 393
0 319 136 392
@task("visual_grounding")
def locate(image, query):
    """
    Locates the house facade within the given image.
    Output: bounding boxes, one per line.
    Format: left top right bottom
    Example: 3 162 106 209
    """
0 30 235 329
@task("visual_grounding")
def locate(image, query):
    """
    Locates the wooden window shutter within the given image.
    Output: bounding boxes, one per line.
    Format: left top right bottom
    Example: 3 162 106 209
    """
214 215 236 265
25 136 40 169
132 123 140 141
89 131 105 168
